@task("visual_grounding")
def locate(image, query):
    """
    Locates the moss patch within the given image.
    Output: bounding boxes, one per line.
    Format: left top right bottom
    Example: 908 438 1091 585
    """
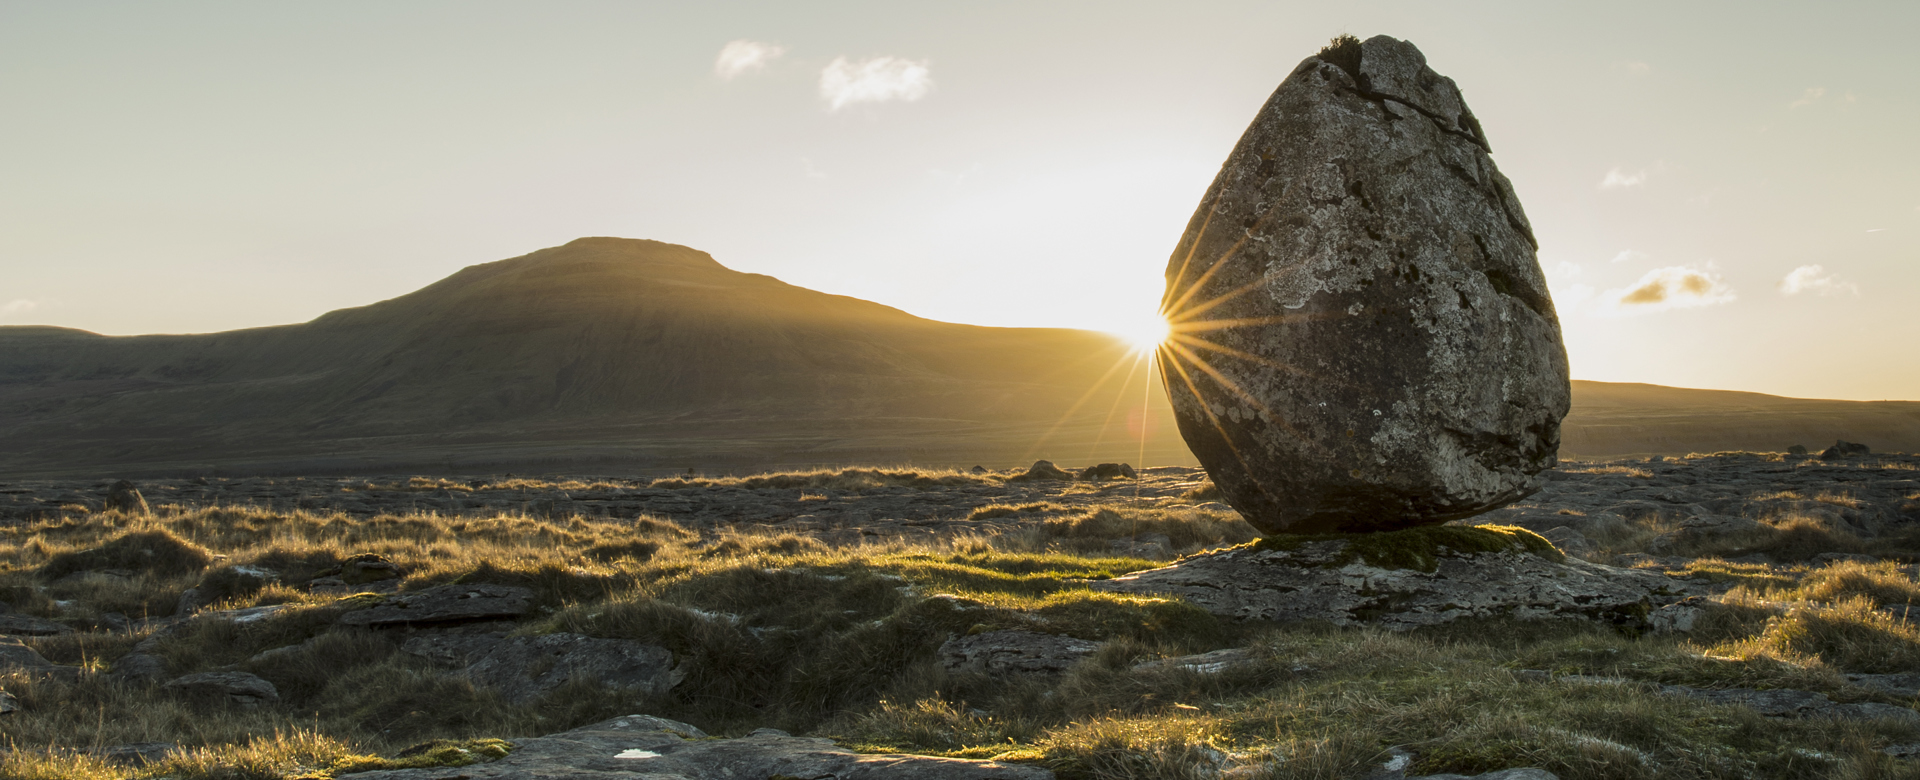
1254 524 1563 573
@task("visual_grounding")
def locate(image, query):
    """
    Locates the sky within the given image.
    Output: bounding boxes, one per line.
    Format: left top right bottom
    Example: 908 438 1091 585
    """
2 1 1916 401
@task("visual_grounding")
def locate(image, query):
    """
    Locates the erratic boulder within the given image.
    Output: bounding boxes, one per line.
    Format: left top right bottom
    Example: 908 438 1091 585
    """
1157 34 1569 534
1820 440 1871 460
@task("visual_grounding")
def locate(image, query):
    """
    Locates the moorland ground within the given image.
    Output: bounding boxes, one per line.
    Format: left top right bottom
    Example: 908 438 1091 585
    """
3 453 1920 779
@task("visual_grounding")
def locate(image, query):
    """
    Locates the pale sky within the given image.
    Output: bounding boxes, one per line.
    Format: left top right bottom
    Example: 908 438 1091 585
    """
2 1 1915 400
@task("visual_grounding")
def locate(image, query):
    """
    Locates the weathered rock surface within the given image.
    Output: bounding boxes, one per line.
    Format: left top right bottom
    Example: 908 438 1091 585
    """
1660 685 1920 723
1158 34 1568 534
0 614 72 636
1091 537 1695 628
403 632 679 705
939 630 1100 676
342 713 1052 780
104 479 150 514
0 689 17 715
162 671 280 709
340 583 534 627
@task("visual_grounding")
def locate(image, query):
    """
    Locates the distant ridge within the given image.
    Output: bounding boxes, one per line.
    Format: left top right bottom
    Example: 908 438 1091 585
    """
1 238 1914 477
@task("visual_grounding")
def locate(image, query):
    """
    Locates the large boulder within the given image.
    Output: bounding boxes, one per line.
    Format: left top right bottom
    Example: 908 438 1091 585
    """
339 583 534 628
403 632 680 705
1157 34 1569 534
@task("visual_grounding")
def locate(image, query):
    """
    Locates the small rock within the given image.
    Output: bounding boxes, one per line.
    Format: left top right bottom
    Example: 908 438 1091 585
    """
939 629 1099 675
1821 440 1871 460
1815 552 1879 565
459 633 679 706
0 689 17 715
340 553 404 585
162 671 280 709
1006 460 1074 483
1077 463 1137 481
1787 445 1809 456
1134 647 1257 675
104 480 150 514
969 465 988 474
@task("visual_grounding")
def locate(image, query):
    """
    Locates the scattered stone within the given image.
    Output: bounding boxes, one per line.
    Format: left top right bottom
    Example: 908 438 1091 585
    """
939 629 1100 675
1814 552 1879 565
1006 460 1074 483
1158 34 1567 535
1787 445 1809 456
104 479 150 514
338 553 405 584
0 614 73 636
0 689 16 715
1648 595 1722 635
970 465 989 474
1821 440 1872 460
1885 743 1920 759
1077 463 1137 481
162 671 280 709
339 583 535 627
0 638 60 674
1092 531 1695 629
341 713 1052 780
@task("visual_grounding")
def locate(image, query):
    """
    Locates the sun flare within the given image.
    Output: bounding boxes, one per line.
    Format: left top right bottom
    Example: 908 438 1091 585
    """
1112 312 1172 354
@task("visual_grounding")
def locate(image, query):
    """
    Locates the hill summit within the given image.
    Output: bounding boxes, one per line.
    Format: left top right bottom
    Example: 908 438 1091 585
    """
0 238 1165 475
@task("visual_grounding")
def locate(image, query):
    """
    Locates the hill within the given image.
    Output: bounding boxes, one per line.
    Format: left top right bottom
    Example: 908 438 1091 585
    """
1 237 1913 477
0 238 1190 476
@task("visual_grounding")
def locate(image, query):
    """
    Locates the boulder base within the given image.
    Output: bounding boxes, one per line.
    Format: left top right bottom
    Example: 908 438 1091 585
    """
1157 35 1569 534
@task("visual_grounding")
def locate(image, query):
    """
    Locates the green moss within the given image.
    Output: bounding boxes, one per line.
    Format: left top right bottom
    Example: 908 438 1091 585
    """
1253 525 1563 573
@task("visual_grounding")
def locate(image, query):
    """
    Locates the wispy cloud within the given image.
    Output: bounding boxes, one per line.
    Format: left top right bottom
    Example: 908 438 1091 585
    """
1779 264 1859 297
1602 266 1734 314
714 40 786 80
1600 166 1650 190
819 56 932 110
1610 249 1648 264
0 299 37 317
1789 87 1825 109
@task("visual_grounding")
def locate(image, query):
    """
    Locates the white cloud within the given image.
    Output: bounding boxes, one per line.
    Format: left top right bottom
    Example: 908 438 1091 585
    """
1600 166 1649 190
819 56 932 110
1789 87 1825 109
1601 266 1735 314
0 299 36 316
1609 249 1649 264
1549 261 1584 279
1779 264 1859 297
714 40 786 80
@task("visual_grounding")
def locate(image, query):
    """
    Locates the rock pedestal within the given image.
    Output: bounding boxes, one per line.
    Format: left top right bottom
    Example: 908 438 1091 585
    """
1157 35 1569 534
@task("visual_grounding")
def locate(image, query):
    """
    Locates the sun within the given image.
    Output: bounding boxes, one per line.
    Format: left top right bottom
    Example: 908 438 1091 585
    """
1111 312 1171 354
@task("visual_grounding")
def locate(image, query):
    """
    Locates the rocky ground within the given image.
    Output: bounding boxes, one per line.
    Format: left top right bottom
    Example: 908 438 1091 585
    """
3 451 1920 780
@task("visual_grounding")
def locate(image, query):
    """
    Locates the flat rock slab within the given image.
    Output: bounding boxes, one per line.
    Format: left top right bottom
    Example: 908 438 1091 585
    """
342 713 1052 780
939 630 1100 676
404 632 679 705
1661 685 1920 724
1157 34 1568 533
162 671 280 709
1091 541 1696 629
340 583 534 627
0 614 73 636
